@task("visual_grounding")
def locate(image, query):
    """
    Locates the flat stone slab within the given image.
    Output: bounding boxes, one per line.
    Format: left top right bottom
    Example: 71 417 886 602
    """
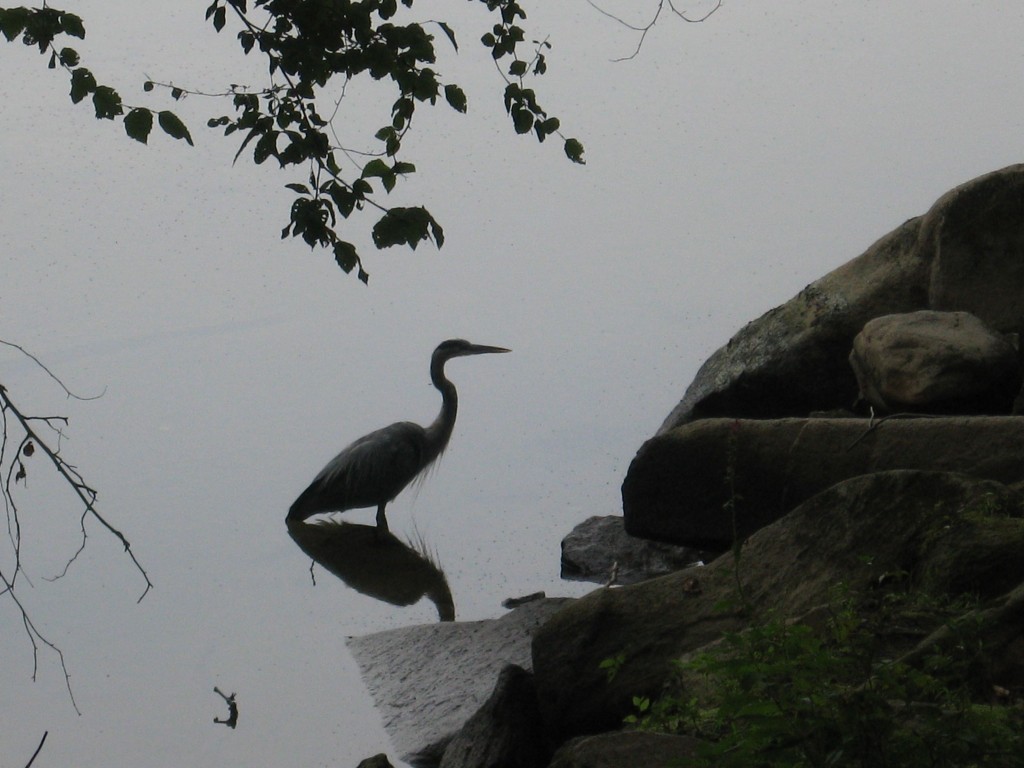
624 415 1024 547
347 598 573 766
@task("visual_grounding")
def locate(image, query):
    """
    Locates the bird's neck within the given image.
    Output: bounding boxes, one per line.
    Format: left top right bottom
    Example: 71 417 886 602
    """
425 357 458 458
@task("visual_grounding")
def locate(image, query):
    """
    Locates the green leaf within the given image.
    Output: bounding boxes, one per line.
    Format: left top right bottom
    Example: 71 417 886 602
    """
212 5 226 31
352 179 372 198
361 159 398 191
0 8 30 42
508 59 527 77
372 206 442 250
564 137 585 165
69 67 97 104
539 116 559 135
511 105 533 134
232 126 261 163
391 97 414 130
444 84 467 114
143 80 155 92
361 159 391 179
92 85 122 120
326 182 357 217
59 47 79 67
157 110 194 146
285 182 310 195
437 21 458 51
503 82 519 113
333 241 358 273
430 216 445 248
253 132 278 164
59 12 85 39
124 107 154 144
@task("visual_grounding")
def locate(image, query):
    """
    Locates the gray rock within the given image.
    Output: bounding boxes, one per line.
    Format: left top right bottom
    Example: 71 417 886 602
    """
924 164 1024 334
535 470 1024 742
346 598 573 766
356 755 395 768
658 164 1024 431
849 310 1021 414
439 665 548 768
658 215 928 431
561 516 706 585
548 731 702 768
623 416 1024 547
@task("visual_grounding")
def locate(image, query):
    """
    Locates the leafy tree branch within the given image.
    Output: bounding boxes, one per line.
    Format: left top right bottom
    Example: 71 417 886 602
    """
1 0 585 283
0 5 194 143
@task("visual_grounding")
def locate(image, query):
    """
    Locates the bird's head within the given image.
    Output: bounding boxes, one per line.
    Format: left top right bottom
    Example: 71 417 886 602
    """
433 339 511 362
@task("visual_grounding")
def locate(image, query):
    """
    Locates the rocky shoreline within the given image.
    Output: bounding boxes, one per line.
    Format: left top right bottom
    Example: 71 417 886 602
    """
350 165 1024 767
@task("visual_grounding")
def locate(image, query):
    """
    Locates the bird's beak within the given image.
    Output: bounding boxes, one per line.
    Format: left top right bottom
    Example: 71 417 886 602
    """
466 344 511 356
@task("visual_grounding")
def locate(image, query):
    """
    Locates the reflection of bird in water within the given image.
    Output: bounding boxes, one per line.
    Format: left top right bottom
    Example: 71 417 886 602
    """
287 518 455 621
287 339 510 532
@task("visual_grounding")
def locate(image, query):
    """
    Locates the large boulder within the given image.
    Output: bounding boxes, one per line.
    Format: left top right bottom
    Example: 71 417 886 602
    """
924 164 1024 334
623 415 1024 547
659 164 1024 431
658 216 928 430
849 310 1021 414
534 471 1024 743
439 665 548 768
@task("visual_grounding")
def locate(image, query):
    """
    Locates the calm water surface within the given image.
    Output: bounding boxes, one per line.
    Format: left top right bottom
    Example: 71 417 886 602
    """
3 2 1024 765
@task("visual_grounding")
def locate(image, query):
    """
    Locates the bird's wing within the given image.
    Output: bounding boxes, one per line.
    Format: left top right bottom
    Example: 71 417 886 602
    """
299 421 427 514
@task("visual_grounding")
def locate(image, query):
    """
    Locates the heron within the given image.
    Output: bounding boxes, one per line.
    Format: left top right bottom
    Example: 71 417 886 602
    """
287 339 511 531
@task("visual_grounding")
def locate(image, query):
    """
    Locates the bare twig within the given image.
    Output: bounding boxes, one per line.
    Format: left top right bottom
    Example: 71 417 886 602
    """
0 340 105 401
0 566 79 713
0 384 153 601
846 412 946 451
23 731 48 768
588 0 722 61
1 341 152 712
213 686 239 728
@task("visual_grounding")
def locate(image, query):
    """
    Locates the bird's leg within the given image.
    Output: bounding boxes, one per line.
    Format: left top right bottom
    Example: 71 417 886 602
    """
375 502 389 533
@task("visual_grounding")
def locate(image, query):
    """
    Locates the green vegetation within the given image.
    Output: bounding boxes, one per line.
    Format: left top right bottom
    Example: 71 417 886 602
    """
614 587 1024 767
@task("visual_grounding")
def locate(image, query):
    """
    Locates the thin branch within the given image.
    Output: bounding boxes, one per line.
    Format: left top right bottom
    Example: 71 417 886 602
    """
0 345 151 712
23 731 48 768
0 384 153 601
0 340 106 401
0 566 79 713
588 0 722 61
846 412 946 451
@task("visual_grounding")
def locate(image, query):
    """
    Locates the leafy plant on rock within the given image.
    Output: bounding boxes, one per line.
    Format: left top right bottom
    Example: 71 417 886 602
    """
620 588 1024 768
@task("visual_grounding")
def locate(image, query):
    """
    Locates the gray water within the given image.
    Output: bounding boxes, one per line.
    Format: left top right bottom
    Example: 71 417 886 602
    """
2 1 1023 764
